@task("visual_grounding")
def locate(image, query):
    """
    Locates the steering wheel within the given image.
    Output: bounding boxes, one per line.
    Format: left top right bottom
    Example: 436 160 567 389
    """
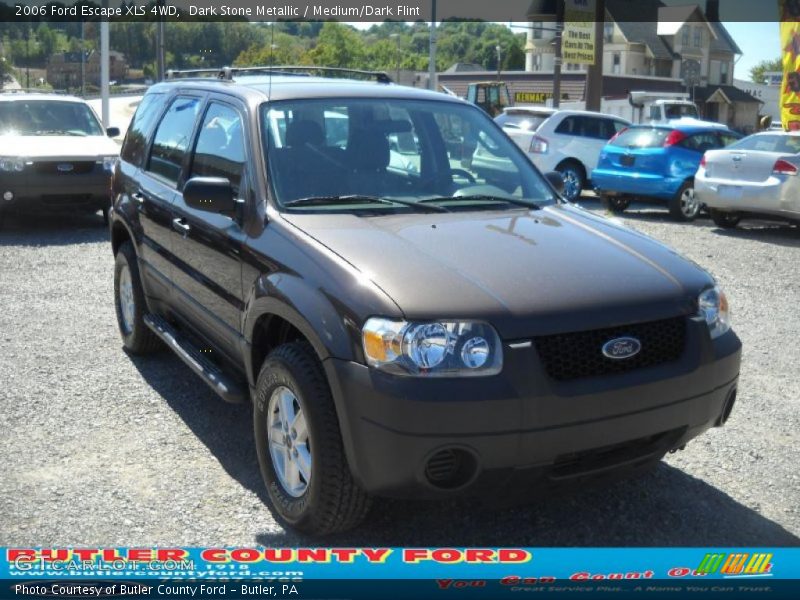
450 168 476 184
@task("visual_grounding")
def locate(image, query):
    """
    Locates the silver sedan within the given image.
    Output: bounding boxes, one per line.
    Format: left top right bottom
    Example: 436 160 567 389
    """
695 132 800 228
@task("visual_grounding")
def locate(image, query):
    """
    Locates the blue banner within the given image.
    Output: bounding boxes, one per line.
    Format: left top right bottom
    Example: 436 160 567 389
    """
1 547 798 598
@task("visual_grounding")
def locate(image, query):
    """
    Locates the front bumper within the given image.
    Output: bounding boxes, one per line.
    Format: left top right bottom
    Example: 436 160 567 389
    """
0 168 111 214
324 319 741 499
592 168 681 201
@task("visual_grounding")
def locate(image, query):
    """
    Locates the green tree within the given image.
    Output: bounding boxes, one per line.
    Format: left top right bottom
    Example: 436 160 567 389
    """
306 22 365 68
750 58 782 84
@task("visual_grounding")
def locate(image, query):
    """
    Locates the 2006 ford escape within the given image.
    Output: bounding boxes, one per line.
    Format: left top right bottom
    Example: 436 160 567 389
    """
109 67 741 535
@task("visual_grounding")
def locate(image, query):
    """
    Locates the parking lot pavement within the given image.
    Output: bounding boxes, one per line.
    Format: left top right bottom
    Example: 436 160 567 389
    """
1 204 798 547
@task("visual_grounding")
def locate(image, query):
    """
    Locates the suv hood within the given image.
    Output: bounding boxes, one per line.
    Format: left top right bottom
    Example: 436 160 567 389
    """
282 205 712 337
1 135 119 159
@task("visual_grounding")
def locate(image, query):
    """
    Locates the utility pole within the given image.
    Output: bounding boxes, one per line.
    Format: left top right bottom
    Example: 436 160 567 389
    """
428 0 437 91
585 0 606 111
552 0 564 108
25 26 30 88
496 45 502 81
156 0 166 81
80 21 86 97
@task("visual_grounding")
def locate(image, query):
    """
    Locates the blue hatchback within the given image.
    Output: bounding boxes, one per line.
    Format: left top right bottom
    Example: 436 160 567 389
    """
592 123 741 221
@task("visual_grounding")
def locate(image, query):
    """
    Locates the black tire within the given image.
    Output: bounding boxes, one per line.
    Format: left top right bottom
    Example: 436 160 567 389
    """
114 241 161 354
556 161 585 202
254 342 371 535
710 209 741 229
602 195 630 214
669 181 701 222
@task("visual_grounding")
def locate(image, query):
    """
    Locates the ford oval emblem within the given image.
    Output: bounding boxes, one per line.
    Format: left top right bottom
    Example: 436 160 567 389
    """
57 163 74 172
602 337 642 360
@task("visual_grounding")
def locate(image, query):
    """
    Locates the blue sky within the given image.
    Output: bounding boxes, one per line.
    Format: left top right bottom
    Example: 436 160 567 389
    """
351 21 780 82
723 22 781 82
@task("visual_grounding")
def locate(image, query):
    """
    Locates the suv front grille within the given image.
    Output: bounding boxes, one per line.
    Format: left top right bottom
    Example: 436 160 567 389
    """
533 316 686 381
33 161 97 175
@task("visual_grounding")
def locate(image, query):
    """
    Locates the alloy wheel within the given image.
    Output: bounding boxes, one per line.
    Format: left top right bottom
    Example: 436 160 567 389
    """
118 265 135 335
267 386 312 497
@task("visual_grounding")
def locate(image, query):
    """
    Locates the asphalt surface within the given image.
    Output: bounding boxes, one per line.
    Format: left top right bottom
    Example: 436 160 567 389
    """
1 200 798 547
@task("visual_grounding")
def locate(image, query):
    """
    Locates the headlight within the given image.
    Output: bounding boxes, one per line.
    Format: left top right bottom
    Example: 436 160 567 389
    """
101 156 118 173
698 286 731 339
0 157 25 172
362 318 502 377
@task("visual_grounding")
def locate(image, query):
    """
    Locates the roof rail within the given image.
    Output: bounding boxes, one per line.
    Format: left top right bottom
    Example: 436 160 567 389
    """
165 66 393 84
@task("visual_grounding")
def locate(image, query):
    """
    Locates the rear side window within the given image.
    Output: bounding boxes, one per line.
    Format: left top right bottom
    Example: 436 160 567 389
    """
147 96 201 185
610 128 669 148
190 102 246 194
679 132 721 153
120 93 166 167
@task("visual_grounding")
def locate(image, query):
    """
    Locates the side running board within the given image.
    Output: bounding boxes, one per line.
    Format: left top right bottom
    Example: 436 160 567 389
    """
144 314 247 404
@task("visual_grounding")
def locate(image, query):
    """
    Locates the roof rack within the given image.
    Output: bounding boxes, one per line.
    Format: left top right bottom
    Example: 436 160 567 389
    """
165 66 393 84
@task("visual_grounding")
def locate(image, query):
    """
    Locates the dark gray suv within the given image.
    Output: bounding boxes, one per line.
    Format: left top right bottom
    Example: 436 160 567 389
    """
109 67 741 535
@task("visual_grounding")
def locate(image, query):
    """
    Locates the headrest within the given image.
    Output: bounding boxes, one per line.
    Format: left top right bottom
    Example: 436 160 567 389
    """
286 120 325 148
348 128 390 171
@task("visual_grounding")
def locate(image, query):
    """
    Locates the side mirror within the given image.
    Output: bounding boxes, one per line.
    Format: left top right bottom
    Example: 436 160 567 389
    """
545 171 565 196
106 127 121 138
183 177 236 214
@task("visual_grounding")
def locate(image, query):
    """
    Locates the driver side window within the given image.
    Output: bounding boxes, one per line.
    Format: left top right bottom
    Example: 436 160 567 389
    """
189 102 246 195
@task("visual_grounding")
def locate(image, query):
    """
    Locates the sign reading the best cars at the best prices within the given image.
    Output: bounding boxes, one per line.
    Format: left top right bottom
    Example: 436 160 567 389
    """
780 0 800 129
562 0 597 66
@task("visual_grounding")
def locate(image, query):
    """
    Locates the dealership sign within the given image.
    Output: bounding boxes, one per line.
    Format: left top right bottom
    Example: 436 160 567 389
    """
562 0 597 66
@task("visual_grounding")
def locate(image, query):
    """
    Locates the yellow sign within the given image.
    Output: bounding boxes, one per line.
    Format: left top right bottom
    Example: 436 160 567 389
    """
562 0 597 66
515 92 552 104
780 0 800 130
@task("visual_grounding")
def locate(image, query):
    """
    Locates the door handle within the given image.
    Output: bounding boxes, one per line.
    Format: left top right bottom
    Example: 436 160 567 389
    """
131 192 144 204
172 218 191 235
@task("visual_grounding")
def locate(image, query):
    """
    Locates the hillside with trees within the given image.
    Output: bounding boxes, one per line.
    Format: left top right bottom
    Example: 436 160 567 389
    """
0 20 526 81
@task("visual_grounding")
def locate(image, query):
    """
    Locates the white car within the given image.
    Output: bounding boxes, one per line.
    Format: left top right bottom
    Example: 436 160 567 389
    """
0 91 120 221
695 131 800 229
503 110 630 201
494 106 556 132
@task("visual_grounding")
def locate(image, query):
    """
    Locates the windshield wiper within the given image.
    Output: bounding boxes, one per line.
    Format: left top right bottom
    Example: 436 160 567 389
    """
284 195 450 213
420 194 541 210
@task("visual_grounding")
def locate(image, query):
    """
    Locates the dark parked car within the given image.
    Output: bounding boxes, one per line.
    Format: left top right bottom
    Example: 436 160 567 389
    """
109 67 741 535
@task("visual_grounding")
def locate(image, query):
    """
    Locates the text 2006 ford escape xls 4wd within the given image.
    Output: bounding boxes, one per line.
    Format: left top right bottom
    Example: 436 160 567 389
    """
109 67 741 535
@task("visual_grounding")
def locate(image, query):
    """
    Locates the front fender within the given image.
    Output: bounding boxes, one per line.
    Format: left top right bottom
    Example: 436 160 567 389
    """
243 273 362 384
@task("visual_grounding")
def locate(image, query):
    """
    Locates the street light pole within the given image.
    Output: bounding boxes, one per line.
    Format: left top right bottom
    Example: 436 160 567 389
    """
428 0 437 91
496 45 502 81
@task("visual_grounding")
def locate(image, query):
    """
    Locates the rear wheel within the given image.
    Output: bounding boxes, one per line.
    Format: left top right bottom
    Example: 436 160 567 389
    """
669 181 701 222
254 342 371 535
556 161 585 202
710 209 741 229
114 241 161 354
602 195 630 214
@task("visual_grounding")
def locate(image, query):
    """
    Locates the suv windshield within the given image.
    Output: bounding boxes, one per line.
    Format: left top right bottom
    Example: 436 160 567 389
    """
0 100 104 137
262 98 556 212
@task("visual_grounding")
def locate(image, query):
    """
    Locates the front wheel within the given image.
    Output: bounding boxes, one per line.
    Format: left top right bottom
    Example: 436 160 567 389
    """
669 181 701 221
254 342 371 535
710 209 741 229
556 162 585 202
